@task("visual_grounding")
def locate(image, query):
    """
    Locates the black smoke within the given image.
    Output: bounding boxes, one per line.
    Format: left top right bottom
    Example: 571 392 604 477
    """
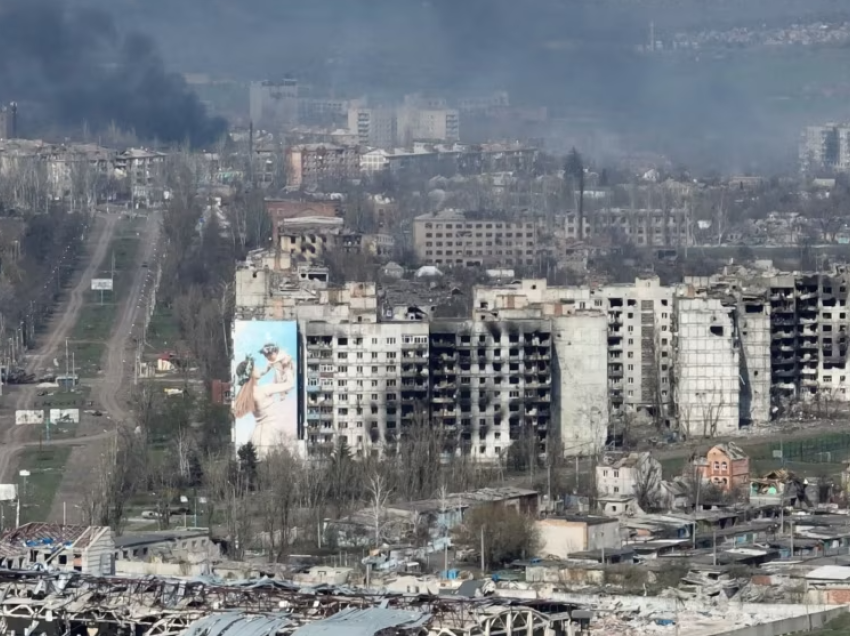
0 0 226 146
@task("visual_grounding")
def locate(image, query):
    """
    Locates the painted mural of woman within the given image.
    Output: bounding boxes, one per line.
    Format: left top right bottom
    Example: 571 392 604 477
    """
231 344 296 453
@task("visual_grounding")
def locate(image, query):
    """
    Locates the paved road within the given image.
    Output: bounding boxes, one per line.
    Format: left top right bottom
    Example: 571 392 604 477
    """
48 211 161 521
0 214 118 483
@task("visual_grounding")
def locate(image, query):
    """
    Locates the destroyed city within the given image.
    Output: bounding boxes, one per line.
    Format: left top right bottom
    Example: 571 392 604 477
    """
9 0 850 636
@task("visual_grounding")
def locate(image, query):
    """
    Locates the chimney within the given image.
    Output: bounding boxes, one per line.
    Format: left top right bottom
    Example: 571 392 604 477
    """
9 102 17 138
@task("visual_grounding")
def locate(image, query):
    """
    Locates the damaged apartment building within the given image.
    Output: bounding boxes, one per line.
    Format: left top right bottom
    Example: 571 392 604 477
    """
474 277 675 452
235 247 569 459
235 243 850 459
687 270 850 419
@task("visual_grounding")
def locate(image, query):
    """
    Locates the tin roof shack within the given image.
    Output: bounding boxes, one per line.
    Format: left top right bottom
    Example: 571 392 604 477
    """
805 565 850 604
535 515 622 559
0 523 114 575
384 487 539 540
676 563 746 600
331 487 539 548
788 514 850 556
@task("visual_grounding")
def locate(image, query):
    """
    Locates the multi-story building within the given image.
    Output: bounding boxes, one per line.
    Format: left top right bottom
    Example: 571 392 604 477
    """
303 322 429 456
250 79 299 129
698 443 750 493
551 313 610 454
596 452 663 499
285 144 360 188
398 106 460 144
796 123 850 173
360 149 390 173
457 91 510 116
347 107 397 148
412 210 538 268
297 97 359 126
279 216 345 264
429 320 552 460
674 298 741 437
565 207 690 247
474 277 675 422
234 250 377 324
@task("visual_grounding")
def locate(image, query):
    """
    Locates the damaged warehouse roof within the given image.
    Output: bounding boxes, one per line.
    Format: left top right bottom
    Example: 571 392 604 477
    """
0 569 573 636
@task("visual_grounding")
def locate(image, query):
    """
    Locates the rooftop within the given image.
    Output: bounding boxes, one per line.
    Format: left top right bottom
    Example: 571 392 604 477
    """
0 523 111 557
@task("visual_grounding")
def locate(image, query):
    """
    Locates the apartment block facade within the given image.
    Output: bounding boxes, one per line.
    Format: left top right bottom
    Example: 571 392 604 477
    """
285 144 360 188
800 123 850 173
348 107 397 148
565 208 690 247
675 298 741 438
474 277 675 422
430 320 553 460
412 210 538 268
304 322 429 455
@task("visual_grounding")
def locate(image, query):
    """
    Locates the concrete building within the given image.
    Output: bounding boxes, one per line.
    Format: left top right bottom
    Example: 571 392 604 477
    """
114 530 218 564
348 107 397 148
675 298 741 437
457 91 510 116
412 210 538 268
398 105 460 144
304 322 429 456
565 207 690 247
297 97 358 126
0 523 115 575
596 452 663 500
114 148 166 205
285 144 359 188
278 216 345 263
736 293 772 426
235 250 376 324
552 313 609 455
250 79 299 129
429 320 552 460
799 123 850 173
474 277 675 422
535 515 622 559
360 149 390 173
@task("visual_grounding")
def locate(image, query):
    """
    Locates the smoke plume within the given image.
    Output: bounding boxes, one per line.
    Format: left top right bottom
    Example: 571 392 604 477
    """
0 0 226 146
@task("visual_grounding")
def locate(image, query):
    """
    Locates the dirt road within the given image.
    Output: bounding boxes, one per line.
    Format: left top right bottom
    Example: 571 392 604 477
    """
47 211 160 521
0 214 119 482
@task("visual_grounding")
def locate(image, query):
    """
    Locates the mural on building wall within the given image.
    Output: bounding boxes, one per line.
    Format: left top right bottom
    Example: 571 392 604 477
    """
231 320 299 456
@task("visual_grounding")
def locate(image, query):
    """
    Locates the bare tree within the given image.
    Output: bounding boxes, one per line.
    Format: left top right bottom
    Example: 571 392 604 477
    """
366 472 391 548
202 453 253 560
256 449 300 561
633 456 664 512
85 426 143 532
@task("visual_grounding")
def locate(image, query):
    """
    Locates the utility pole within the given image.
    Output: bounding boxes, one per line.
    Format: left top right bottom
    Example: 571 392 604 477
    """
790 518 795 556
712 527 717 566
480 524 485 572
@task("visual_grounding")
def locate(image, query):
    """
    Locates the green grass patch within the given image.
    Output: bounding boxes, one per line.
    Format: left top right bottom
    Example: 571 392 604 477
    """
16 447 71 524
31 385 91 409
69 342 106 377
67 224 142 377
661 431 850 479
808 612 850 636
145 304 181 352
70 302 118 342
